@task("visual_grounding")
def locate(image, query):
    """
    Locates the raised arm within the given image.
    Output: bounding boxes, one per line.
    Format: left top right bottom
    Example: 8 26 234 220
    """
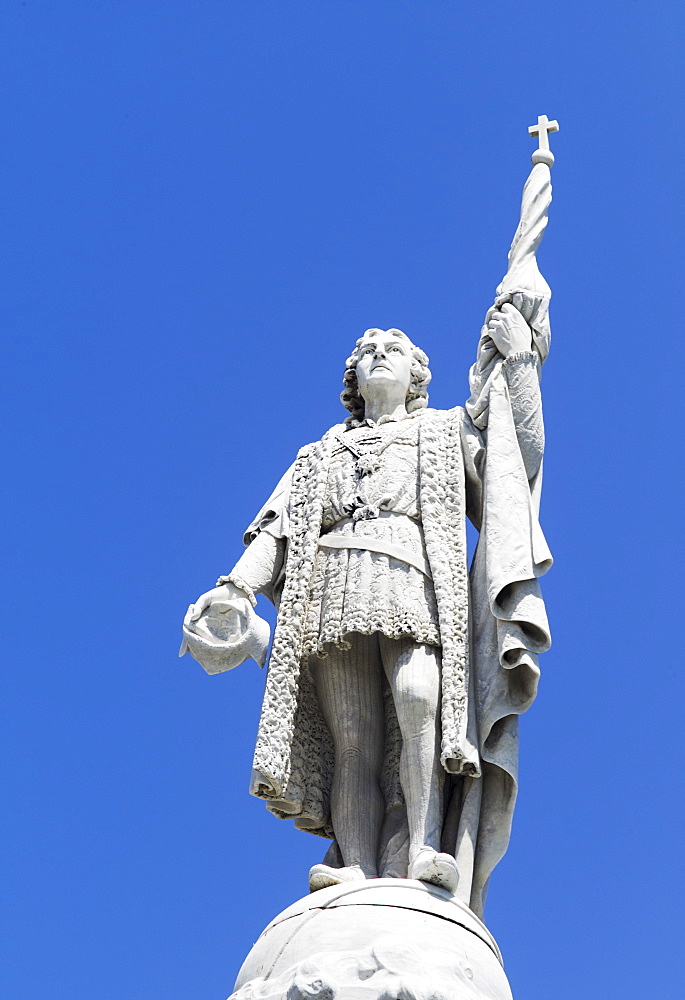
486 303 544 480
465 130 556 483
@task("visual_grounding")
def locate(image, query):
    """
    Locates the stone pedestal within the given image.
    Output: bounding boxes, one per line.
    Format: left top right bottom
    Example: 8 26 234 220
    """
229 879 513 999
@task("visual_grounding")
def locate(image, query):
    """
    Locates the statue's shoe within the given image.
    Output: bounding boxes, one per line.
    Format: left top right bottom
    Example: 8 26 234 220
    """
308 864 367 892
408 849 459 894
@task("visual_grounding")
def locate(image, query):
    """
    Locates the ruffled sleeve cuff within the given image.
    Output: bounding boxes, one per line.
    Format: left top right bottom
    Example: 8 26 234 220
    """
215 573 258 607
502 349 539 370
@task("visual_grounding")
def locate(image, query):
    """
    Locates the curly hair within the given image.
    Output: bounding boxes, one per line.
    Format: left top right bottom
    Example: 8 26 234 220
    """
340 328 431 425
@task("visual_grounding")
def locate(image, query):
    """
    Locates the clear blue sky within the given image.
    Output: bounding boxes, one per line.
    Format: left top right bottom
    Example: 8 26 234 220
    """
2 3 683 998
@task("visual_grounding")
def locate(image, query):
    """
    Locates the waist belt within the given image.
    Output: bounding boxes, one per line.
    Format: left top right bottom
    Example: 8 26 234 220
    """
318 534 431 578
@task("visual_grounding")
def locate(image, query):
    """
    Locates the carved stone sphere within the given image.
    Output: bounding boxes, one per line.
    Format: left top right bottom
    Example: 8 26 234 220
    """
230 879 513 1000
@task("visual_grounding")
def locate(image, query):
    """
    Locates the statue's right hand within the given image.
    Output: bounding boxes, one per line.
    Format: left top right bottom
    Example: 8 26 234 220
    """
181 580 270 671
185 582 246 625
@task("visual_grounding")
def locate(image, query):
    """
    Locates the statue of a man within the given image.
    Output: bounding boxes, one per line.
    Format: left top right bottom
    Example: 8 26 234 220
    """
183 158 554 918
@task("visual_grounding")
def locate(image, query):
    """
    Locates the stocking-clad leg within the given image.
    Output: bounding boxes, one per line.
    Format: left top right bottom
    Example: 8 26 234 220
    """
379 635 444 861
310 633 384 877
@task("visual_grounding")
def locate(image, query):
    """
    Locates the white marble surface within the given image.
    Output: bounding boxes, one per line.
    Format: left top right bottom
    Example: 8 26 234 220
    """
230 879 512 999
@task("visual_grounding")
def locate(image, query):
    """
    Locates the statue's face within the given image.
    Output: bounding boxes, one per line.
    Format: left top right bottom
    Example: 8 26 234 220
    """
355 329 412 402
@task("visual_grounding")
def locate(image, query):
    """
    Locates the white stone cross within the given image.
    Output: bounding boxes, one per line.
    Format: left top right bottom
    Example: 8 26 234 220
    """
528 114 559 167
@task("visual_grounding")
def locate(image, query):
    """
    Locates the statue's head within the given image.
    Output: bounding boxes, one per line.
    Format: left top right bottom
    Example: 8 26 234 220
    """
341 328 431 425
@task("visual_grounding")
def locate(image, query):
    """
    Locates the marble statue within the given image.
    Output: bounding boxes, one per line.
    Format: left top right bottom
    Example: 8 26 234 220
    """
181 118 557 956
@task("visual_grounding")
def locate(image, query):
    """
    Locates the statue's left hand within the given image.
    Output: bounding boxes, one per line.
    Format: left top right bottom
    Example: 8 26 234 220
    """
486 301 533 358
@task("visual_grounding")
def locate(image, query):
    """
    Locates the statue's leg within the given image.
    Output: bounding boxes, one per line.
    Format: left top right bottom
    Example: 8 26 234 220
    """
310 633 384 878
378 636 456 889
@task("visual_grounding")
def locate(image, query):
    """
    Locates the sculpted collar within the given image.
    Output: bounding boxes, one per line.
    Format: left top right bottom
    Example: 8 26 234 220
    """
348 409 422 430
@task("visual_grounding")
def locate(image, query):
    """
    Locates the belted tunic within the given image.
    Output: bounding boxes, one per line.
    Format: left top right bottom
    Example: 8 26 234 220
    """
305 410 441 657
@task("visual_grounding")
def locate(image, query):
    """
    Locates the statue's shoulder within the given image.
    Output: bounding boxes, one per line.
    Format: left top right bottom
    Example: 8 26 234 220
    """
421 405 465 425
296 422 348 459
